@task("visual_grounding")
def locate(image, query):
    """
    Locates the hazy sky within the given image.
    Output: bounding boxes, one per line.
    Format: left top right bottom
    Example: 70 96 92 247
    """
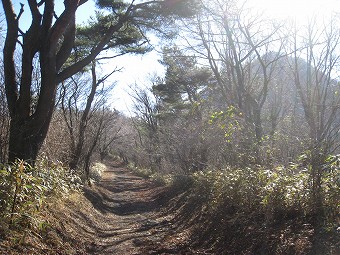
249 0 340 19
113 0 340 113
5 0 340 114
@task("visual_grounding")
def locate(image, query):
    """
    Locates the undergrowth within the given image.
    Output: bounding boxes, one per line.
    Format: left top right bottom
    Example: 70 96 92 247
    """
129 160 339 222
128 163 173 185
129 157 339 254
0 158 81 250
192 164 339 223
88 161 107 183
184 160 338 254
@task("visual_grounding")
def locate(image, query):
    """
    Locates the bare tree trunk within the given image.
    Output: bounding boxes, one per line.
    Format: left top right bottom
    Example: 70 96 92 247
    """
66 62 115 169
0 89 10 163
84 113 103 185
289 19 340 225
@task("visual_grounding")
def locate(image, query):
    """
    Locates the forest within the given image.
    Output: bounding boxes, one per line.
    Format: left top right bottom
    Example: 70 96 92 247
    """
0 0 339 254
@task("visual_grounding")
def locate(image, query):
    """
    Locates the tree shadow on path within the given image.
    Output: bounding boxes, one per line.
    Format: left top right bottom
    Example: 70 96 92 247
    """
84 168 164 215
77 165 178 254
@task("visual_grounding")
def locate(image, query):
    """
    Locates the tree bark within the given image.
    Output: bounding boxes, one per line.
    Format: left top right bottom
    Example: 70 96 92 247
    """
2 0 80 163
2 0 193 163
2 0 125 163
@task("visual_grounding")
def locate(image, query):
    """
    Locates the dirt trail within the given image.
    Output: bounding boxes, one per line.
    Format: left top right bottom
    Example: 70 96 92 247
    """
59 163 192 255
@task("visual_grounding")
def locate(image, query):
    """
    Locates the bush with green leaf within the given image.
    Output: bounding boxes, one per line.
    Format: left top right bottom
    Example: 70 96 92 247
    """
192 167 263 213
322 155 340 221
208 106 259 167
0 158 81 244
191 161 339 223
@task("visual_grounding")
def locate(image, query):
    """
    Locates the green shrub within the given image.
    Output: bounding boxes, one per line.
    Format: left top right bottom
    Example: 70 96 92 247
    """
192 167 263 212
0 158 81 243
322 155 340 221
191 162 339 223
128 156 339 225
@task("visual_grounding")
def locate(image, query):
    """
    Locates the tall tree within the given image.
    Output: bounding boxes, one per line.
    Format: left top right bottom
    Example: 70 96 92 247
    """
60 61 116 170
0 79 9 163
153 46 211 113
289 18 340 217
1 0 198 163
130 85 161 170
131 47 212 172
180 0 286 164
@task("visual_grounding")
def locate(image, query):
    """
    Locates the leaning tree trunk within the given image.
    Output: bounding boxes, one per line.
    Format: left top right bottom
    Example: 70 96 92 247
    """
68 62 99 170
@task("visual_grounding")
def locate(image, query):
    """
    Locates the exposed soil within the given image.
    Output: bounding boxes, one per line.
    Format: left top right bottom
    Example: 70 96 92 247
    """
48 163 204 255
1 162 338 254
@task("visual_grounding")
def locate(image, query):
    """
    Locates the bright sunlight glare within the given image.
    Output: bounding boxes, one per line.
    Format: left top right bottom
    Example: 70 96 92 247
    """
246 0 340 23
